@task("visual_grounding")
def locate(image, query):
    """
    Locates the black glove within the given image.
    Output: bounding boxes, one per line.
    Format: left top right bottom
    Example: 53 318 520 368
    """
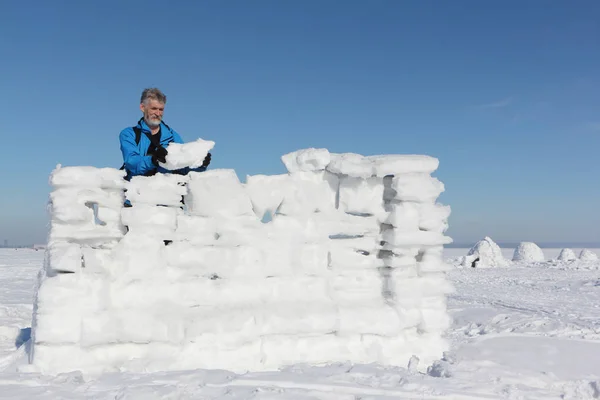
150 146 168 165
202 152 212 168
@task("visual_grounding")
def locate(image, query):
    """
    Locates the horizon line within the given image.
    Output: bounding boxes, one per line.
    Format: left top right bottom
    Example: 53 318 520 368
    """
447 241 600 249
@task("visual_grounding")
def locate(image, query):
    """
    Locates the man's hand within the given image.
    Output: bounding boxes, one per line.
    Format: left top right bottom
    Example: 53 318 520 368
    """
151 146 168 165
202 152 212 168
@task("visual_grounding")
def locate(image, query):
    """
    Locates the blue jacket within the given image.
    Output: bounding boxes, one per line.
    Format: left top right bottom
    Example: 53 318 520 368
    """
119 119 205 180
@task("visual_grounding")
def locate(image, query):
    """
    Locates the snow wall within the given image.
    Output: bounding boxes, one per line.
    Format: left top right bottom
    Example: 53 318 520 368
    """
31 148 453 375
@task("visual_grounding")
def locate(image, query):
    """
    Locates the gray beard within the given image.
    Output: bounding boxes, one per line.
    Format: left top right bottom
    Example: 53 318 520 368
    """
145 117 161 128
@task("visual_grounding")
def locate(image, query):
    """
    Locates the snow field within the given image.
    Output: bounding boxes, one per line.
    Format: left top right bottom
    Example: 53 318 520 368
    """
2 248 600 398
31 147 453 375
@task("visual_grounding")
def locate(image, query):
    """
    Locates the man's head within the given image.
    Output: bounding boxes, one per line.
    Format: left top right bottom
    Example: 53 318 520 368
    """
140 88 167 128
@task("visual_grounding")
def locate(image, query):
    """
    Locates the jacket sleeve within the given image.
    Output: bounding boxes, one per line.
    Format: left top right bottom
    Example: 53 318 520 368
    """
119 128 156 176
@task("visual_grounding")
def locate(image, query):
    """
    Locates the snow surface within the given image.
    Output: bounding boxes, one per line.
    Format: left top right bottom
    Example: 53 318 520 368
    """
1 247 599 399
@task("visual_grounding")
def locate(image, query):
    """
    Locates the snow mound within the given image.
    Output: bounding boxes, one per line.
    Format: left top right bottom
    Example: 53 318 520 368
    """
558 248 577 261
461 237 509 268
579 249 599 261
512 242 544 262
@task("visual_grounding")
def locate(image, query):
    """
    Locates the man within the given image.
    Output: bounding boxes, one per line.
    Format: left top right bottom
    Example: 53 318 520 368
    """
119 88 211 180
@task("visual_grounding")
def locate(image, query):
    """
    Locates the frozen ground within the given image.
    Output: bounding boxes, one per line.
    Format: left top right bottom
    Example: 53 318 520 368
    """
0 247 599 399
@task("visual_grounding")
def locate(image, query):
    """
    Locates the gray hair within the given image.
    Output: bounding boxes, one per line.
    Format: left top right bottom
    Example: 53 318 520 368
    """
140 88 167 104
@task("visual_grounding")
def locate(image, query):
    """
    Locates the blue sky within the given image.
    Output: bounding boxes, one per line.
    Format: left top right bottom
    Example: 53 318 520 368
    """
1 0 599 246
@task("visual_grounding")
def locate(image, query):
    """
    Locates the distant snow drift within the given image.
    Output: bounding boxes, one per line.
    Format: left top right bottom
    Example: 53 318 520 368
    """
461 237 508 268
32 147 453 375
513 242 545 262
557 248 577 262
580 248 599 261
454 240 600 270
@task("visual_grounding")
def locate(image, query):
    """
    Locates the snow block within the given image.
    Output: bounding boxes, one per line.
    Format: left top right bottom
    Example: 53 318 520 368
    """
338 176 385 215
389 174 445 203
33 148 453 375
185 169 255 217
245 174 290 218
281 148 331 173
126 173 188 207
275 171 338 216
160 138 215 170
50 165 126 189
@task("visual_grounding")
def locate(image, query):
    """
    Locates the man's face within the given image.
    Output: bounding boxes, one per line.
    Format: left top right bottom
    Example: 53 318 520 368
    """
140 99 165 128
